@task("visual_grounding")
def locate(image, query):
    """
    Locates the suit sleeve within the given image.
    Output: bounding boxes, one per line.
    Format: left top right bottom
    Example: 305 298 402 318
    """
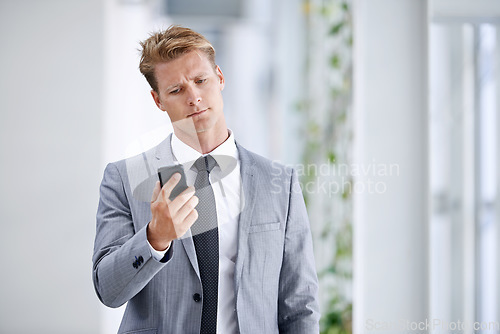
92 163 172 308
278 168 321 333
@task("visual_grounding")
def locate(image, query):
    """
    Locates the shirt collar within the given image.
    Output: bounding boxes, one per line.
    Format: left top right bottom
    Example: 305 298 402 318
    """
170 129 238 172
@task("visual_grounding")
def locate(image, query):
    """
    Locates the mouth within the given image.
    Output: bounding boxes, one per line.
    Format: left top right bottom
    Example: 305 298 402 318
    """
188 109 207 117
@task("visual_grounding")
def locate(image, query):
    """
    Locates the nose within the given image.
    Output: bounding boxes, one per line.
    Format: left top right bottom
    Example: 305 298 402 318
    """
186 85 201 106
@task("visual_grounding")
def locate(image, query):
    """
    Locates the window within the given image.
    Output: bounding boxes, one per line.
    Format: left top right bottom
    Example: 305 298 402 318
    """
430 21 499 333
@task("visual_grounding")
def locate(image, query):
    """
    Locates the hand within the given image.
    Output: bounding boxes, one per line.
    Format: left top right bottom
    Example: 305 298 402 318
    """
147 173 198 251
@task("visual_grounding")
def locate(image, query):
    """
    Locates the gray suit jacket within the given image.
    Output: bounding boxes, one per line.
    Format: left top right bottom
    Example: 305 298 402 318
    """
93 135 320 333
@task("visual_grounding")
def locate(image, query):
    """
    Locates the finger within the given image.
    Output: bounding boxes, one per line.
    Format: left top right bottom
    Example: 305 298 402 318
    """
175 195 199 223
151 181 161 203
169 186 196 214
183 209 198 229
173 208 198 239
160 173 181 202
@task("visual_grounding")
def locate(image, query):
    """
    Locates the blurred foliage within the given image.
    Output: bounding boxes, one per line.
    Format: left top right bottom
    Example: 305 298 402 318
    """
299 0 353 333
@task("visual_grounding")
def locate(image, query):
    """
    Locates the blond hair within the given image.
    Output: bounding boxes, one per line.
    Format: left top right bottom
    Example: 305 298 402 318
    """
139 25 216 93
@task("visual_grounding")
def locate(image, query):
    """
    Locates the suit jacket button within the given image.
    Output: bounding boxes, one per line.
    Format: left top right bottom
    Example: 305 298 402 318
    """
193 293 201 302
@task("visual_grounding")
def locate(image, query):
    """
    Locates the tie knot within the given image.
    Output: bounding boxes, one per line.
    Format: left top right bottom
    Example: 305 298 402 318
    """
193 155 217 173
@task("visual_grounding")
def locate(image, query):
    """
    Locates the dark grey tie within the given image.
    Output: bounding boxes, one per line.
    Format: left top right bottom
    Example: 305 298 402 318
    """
192 155 218 334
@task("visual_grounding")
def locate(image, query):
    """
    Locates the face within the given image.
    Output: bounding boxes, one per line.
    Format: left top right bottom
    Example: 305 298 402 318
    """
151 51 226 139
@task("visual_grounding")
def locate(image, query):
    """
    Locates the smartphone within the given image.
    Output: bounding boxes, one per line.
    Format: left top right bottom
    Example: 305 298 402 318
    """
158 165 188 200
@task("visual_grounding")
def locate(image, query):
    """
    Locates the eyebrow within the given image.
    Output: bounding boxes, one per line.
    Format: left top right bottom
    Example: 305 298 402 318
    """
164 72 210 92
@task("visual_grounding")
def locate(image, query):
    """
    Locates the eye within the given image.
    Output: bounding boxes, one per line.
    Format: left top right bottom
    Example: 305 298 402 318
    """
195 78 206 84
169 88 181 94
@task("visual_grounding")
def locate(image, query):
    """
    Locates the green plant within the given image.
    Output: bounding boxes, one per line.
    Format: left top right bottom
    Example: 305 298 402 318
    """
299 1 353 333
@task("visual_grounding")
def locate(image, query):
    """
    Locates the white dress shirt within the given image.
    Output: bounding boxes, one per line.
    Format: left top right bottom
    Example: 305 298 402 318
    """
148 130 242 333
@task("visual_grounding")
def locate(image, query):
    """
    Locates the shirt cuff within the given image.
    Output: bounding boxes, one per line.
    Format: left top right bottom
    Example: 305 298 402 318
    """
147 239 172 262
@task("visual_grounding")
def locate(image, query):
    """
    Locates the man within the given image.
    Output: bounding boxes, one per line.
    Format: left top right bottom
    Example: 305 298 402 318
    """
93 25 320 333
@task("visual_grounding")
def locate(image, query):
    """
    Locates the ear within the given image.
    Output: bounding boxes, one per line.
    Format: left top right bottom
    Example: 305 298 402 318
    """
151 90 165 111
216 65 225 91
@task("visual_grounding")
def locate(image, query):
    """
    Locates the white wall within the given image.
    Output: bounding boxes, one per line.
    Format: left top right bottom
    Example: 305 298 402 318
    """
353 0 429 332
102 0 172 166
0 1 103 333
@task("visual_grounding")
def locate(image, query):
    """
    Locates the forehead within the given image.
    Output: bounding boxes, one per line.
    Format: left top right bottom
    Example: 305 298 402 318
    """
155 51 214 84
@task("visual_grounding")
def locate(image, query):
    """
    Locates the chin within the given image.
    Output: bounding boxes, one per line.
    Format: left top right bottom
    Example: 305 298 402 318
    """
193 119 217 134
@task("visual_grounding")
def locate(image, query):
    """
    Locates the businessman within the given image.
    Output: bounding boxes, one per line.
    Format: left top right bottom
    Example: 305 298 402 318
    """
93 25 320 333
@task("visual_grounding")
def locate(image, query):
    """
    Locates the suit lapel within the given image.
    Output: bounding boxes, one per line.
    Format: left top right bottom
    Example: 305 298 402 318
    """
155 134 200 278
234 143 258 295
179 230 199 277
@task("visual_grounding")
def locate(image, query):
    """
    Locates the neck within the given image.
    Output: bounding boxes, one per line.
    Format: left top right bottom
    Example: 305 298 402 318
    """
174 127 229 154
